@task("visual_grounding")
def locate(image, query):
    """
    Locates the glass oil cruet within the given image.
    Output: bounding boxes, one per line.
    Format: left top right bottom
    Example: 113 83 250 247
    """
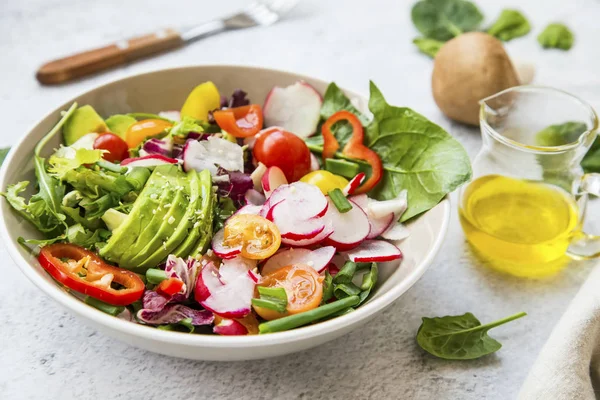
458 86 600 277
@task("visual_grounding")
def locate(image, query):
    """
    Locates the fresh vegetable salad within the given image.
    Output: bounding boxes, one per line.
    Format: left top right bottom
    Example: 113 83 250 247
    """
2 79 470 335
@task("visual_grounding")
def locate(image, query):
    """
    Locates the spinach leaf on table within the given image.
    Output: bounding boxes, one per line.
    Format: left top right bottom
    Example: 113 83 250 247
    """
538 23 574 50
411 0 484 41
487 9 531 41
416 311 526 360
413 38 444 58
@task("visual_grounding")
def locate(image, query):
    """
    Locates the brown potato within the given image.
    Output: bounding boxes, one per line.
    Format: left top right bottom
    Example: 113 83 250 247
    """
432 32 520 126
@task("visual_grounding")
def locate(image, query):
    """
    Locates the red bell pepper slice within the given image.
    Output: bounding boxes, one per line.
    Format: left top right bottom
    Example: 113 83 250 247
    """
156 278 184 297
213 104 264 138
321 111 383 194
38 243 145 306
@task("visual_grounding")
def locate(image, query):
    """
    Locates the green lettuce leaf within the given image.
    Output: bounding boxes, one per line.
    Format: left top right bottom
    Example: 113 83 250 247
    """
66 224 111 249
48 148 103 178
62 168 132 199
169 116 205 138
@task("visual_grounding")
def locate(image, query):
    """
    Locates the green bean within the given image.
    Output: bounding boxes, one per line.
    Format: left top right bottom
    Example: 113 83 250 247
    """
84 296 125 316
258 296 360 334
146 268 168 284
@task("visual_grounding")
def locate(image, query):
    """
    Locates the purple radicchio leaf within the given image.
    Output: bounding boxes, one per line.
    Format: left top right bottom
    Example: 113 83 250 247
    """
228 89 250 108
216 167 254 206
142 290 170 312
140 137 173 157
137 304 214 326
164 255 199 300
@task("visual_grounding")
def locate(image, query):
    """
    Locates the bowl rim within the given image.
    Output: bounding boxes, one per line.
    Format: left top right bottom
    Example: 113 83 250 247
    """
0 64 450 348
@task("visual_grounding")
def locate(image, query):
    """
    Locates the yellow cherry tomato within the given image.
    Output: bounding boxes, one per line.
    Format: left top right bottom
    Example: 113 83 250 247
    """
180 81 221 121
125 119 173 148
223 214 281 260
299 170 349 195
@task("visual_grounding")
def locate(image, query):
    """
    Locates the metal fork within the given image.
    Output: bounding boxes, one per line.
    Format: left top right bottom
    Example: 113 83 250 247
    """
182 0 299 41
36 0 299 85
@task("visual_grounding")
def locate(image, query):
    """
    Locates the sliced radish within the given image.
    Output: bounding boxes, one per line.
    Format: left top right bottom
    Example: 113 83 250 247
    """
183 137 244 176
244 189 266 206
381 223 410 241
261 246 336 275
194 262 221 303
310 153 320 171
200 273 255 319
323 198 370 250
250 162 267 192
213 318 248 335
350 194 394 239
261 166 288 198
121 154 178 167
342 240 403 262
343 173 366 196
219 256 257 284
281 222 334 247
268 182 328 220
211 228 241 259
270 202 326 240
198 258 256 319
247 269 260 283
235 204 262 216
368 190 408 220
263 81 323 138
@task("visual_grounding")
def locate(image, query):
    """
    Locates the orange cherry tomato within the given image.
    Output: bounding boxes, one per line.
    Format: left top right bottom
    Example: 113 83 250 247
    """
223 214 281 260
213 104 263 138
125 119 173 148
253 264 324 321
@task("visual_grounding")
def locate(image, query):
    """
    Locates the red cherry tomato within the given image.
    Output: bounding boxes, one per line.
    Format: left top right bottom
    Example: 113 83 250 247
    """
93 133 129 163
252 128 311 182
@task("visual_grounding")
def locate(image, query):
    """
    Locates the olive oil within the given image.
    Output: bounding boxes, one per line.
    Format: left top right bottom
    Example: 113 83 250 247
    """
459 175 580 277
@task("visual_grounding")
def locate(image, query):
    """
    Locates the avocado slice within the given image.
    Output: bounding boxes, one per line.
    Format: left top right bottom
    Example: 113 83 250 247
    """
139 169 210 268
102 208 128 231
63 105 108 146
105 114 136 139
175 174 215 258
118 186 177 266
125 178 190 268
99 164 180 265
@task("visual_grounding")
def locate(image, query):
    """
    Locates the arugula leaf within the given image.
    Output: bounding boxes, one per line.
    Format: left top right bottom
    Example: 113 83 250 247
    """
0 147 9 166
62 168 132 199
48 148 103 178
411 0 483 41
214 196 236 231
366 82 472 221
66 224 111 249
538 23 574 50
416 311 526 360
487 9 531 41
413 38 444 58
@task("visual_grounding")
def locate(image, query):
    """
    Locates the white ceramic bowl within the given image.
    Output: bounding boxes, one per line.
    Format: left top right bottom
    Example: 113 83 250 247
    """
0 65 450 361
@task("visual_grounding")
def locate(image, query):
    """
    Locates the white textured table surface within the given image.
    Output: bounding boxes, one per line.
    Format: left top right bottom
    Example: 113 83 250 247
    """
2 0 600 399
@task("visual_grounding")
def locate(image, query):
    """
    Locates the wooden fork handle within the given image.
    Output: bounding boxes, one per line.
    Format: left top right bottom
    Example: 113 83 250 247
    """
36 28 184 85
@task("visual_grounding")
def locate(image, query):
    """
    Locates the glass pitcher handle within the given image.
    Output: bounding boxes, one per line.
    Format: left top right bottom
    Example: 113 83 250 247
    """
568 173 600 259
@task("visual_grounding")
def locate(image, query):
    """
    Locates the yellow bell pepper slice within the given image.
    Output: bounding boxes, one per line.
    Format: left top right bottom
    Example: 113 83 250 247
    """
180 81 221 122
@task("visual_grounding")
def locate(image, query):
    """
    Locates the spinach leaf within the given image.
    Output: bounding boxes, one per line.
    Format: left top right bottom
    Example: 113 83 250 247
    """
411 0 483 41
416 311 526 360
583 137 600 173
366 82 472 221
413 38 444 58
306 82 472 221
487 9 531 41
535 121 587 147
0 147 9 166
538 23 574 50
